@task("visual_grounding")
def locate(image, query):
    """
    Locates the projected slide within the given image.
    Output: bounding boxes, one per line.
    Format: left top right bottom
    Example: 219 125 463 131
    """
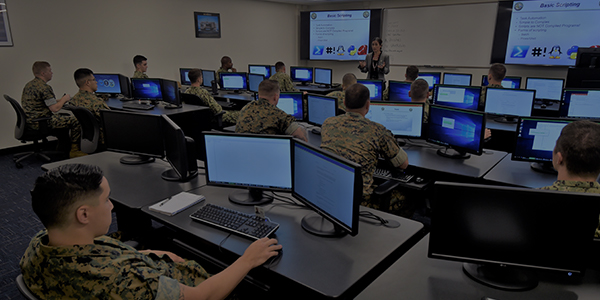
309 10 371 61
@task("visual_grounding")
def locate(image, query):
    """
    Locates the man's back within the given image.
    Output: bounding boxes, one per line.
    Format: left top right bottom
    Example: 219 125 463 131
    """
70 90 110 120
21 77 55 128
269 72 298 92
235 98 297 135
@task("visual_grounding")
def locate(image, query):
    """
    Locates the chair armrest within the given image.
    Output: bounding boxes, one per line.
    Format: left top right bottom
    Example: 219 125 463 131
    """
374 179 402 196
214 111 226 128
31 116 52 132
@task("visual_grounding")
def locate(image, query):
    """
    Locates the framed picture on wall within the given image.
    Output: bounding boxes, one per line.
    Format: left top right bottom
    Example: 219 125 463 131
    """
194 12 221 38
0 0 13 46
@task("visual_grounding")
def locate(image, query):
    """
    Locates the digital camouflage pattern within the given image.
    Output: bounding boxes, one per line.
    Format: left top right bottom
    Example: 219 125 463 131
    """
184 86 240 124
132 70 148 79
235 98 299 136
269 72 299 92
326 90 347 112
382 87 389 101
215 67 229 83
70 90 110 121
20 230 210 300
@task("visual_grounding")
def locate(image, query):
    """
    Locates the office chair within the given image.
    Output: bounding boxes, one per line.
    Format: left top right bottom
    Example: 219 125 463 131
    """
372 179 403 213
180 93 226 130
64 106 100 154
16 274 40 300
4 94 54 168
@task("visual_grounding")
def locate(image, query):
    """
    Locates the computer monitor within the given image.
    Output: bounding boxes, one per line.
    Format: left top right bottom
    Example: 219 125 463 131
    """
290 66 314 85
202 70 216 88
179 68 193 85
161 115 198 182
365 102 424 138
293 139 361 237
131 78 163 101
387 80 412 102
576 47 600 68
484 87 536 123
356 79 384 100
220 72 248 92
560 88 600 119
443 73 472 86
512 117 574 174
160 79 181 108
203 132 292 206
307 94 337 126
481 75 522 89
417 72 441 89
427 105 486 159
270 65 277 77
247 73 264 93
314 67 332 87
525 77 565 103
430 181 600 291
432 84 482 111
94 73 131 98
100 110 164 165
248 64 271 79
277 92 304 120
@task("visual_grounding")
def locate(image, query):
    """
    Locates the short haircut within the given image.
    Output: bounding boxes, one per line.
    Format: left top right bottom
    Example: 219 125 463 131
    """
372 37 383 46
275 61 285 71
345 83 370 109
410 79 429 100
221 56 232 66
489 63 506 82
32 61 51 76
31 164 104 229
133 55 147 67
554 120 600 177
188 68 202 84
405 66 419 81
342 73 357 88
258 79 280 97
74 68 94 88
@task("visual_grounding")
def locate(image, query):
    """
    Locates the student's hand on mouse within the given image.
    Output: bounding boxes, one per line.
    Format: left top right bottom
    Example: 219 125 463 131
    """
241 237 282 268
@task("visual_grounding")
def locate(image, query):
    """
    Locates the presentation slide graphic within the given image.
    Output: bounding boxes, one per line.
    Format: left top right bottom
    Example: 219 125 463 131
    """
309 10 371 60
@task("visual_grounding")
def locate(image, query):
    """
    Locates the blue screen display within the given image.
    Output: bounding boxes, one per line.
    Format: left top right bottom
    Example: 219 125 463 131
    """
180 68 192 85
220 72 248 90
388 81 412 102
560 89 600 119
417 72 441 89
307 94 337 125
248 73 264 93
314 68 332 85
132 78 162 100
290 67 313 83
432 85 482 111
95 74 122 94
356 79 383 100
513 118 571 162
277 92 304 120
202 70 215 88
428 105 484 154
162 80 179 105
443 73 472 86
248 65 271 79
482 75 522 89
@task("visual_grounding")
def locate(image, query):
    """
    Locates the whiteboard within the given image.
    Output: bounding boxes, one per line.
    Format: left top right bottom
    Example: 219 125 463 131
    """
382 2 498 68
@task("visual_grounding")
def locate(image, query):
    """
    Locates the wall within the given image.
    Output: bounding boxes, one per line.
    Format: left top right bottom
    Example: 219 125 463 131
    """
0 0 298 150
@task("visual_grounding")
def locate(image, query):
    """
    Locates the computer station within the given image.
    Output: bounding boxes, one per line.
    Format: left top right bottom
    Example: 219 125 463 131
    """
3 1 600 299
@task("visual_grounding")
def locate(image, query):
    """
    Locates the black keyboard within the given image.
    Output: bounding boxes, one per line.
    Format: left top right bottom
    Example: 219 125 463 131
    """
374 168 414 183
190 203 279 240
122 102 155 110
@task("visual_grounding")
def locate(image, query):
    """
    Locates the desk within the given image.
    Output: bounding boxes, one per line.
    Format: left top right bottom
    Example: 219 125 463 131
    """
483 155 557 188
142 185 425 299
357 234 600 300
296 84 341 95
213 91 254 110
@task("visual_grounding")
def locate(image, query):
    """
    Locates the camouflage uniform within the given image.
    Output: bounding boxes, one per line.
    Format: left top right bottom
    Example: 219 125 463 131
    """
70 90 110 121
326 90 347 112
184 86 240 124
215 67 229 82
133 70 149 79
20 230 209 300
235 98 300 136
480 83 503 110
382 87 389 100
269 72 299 92
540 180 600 238
421 99 431 124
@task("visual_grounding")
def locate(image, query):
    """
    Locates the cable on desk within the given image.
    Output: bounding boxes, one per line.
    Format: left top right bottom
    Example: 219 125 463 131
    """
359 211 401 228
218 233 232 253
271 192 307 208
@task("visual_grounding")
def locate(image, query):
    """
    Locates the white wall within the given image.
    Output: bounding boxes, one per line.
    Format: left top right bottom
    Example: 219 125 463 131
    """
0 0 298 150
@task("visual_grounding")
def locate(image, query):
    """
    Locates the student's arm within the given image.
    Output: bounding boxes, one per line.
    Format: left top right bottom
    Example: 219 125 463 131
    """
291 126 308 142
380 54 390 75
380 131 408 170
48 94 70 112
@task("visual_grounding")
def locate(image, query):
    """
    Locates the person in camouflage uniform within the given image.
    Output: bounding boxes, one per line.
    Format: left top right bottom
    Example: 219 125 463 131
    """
132 55 149 79
382 65 418 100
409 79 431 124
321 83 410 216
70 68 110 144
216 56 237 86
480 63 506 110
540 120 600 238
184 68 240 124
269 61 299 92
20 164 281 300
326 73 356 112
236 80 308 142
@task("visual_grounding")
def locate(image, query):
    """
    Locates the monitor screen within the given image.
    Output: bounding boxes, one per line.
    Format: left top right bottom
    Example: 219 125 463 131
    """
314 68 332 86
427 105 486 157
484 87 535 117
247 73 264 93
432 84 482 111
270 65 277 77
161 79 181 107
95 73 130 96
202 70 216 88
293 140 361 237
220 72 248 91
365 102 424 138
481 75 522 89
290 67 314 83
131 78 163 101
443 73 472 86
388 80 412 102
430 182 600 290
560 89 600 119
417 72 441 89
248 64 271 79
277 92 304 120
512 117 572 165
356 79 383 100
307 94 337 126
525 77 565 101
179 68 193 85
161 115 197 182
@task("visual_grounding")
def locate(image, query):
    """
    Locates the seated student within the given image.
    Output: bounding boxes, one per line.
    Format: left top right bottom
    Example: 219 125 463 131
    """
21 61 83 158
268 61 299 92
321 83 411 216
383 65 419 100
215 56 237 81
409 79 431 123
236 79 307 142
326 73 357 112
479 63 506 110
540 120 600 238
184 68 240 124
132 55 149 79
20 163 282 299
70 68 111 145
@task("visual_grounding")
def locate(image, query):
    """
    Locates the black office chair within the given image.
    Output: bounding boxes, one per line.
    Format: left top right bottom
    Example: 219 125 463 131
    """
372 179 403 213
4 94 54 168
16 274 40 300
180 93 226 130
64 105 100 154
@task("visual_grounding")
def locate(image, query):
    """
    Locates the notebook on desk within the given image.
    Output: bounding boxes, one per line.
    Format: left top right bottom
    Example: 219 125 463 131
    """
149 192 205 216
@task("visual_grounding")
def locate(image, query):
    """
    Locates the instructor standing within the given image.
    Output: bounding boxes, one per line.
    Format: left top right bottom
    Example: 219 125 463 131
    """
358 37 390 81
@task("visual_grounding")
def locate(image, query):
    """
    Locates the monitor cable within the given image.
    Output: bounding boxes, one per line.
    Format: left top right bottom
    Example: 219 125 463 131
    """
359 211 401 228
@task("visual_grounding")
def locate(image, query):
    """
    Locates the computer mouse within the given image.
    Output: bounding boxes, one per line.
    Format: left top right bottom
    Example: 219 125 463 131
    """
541 104 547 109
264 248 283 266
311 128 322 135
415 177 424 183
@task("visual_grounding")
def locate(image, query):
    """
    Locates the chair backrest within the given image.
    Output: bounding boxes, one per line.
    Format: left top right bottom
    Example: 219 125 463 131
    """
180 93 207 107
16 274 41 300
66 106 100 153
4 94 28 140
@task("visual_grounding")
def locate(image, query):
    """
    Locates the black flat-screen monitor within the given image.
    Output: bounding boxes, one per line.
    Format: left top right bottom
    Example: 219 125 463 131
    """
430 181 600 291
576 47 600 68
270 65 277 77
277 92 304 120
314 67 333 86
432 84 482 111
95 73 131 97
427 105 486 159
203 132 292 206
220 72 248 92
388 80 412 102
307 94 337 126
161 79 181 108
179 68 193 85
131 78 163 101
482 75 522 89
202 70 216 88
443 73 472 86
247 73 264 93
525 77 565 102
560 88 600 119
248 64 271 79
417 72 441 89
100 110 164 164
161 115 198 182
365 102 424 138
484 87 535 123
290 66 314 85
356 79 384 100
292 139 361 237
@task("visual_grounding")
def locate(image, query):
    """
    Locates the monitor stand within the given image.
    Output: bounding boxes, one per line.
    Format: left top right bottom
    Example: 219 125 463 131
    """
301 212 347 237
463 263 538 291
229 188 273 206
164 103 182 109
437 148 470 159
120 155 155 165
161 169 198 182
530 162 558 174
493 116 518 124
